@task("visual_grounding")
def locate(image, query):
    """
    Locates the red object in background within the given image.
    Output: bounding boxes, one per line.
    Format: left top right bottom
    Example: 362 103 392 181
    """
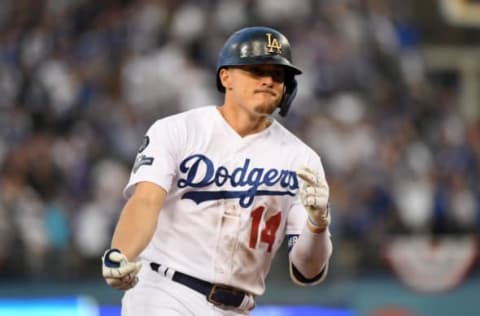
384 235 477 293
370 306 417 316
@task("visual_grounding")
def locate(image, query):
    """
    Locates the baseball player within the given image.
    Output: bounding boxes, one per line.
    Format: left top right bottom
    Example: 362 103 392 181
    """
102 26 333 315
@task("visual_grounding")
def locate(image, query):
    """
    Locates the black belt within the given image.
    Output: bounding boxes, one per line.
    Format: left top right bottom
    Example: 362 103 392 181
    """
150 262 247 308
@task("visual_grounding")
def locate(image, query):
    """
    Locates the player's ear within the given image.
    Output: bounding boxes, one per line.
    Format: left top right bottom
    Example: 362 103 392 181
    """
219 68 232 91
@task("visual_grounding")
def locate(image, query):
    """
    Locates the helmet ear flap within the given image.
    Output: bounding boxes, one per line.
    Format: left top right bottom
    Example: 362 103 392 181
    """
278 77 297 117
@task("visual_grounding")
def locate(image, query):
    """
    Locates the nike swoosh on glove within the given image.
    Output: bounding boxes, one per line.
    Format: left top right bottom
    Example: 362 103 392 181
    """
297 166 330 231
102 248 142 290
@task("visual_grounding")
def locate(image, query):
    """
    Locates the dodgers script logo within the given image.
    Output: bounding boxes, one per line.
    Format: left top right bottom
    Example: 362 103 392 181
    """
177 154 299 207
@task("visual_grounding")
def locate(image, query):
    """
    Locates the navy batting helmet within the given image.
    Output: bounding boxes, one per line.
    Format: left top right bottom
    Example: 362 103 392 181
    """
216 26 302 117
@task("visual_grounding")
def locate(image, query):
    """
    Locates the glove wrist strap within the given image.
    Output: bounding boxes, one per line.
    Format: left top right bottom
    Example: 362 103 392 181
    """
307 217 327 234
103 248 123 268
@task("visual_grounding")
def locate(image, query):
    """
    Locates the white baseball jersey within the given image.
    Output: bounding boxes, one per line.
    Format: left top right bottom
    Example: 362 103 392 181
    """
124 106 325 296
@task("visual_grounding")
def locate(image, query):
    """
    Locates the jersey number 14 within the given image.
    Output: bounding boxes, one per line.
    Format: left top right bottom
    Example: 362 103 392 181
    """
249 206 282 253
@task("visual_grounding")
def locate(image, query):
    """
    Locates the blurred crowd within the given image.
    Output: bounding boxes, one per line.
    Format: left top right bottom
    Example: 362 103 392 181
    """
0 0 479 281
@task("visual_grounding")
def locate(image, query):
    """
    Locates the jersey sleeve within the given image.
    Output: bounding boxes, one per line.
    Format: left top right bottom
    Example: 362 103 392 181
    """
123 117 182 198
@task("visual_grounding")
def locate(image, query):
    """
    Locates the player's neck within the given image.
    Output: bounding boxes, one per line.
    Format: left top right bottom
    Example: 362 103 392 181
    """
217 105 271 137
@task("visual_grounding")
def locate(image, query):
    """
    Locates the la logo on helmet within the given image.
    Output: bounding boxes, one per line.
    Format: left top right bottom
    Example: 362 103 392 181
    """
266 33 282 54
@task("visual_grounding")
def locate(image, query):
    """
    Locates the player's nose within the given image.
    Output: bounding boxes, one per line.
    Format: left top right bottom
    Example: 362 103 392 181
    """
260 74 275 86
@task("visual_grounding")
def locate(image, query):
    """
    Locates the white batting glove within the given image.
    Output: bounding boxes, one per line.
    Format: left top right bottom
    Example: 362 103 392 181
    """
297 166 330 232
102 248 142 290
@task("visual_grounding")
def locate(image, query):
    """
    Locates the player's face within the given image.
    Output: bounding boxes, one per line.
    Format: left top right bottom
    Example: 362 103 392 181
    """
223 64 285 116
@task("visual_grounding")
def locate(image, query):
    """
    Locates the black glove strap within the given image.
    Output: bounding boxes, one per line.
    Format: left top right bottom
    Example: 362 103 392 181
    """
103 248 122 268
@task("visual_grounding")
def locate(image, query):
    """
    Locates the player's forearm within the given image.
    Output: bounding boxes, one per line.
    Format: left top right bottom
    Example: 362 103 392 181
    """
111 191 162 261
290 224 332 278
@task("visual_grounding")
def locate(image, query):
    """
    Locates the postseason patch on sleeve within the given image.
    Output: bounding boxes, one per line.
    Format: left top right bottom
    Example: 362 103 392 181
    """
138 135 150 153
132 154 154 173
132 135 153 172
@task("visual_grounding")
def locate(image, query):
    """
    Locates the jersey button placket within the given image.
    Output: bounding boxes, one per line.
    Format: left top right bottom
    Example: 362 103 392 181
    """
213 201 241 280
213 144 244 282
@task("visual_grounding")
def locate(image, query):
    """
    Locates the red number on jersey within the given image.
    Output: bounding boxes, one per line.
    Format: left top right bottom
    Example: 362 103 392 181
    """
249 206 282 252
249 206 264 249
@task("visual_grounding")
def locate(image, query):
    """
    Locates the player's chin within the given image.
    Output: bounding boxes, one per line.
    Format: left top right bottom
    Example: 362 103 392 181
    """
254 100 280 115
253 104 276 116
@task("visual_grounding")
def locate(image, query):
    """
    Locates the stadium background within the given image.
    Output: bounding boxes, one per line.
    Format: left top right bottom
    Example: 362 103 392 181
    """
0 0 479 315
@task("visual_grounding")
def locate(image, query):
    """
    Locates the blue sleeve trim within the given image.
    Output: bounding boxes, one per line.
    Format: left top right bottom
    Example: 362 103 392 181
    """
287 234 299 253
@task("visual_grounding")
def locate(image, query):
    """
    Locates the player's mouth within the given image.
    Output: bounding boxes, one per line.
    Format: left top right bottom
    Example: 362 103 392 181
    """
254 89 276 96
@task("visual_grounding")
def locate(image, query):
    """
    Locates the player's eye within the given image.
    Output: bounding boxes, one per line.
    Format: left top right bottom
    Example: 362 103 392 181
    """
246 66 284 82
244 66 264 77
271 70 285 82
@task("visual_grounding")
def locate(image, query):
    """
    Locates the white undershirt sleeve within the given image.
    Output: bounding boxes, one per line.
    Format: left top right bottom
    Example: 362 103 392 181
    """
288 225 333 286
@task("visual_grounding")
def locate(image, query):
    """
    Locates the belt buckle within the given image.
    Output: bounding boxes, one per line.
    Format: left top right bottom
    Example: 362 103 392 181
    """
207 284 240 306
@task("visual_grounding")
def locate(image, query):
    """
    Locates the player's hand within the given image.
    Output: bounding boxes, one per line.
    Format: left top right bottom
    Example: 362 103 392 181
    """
297 166 330 231
102 248 142 291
